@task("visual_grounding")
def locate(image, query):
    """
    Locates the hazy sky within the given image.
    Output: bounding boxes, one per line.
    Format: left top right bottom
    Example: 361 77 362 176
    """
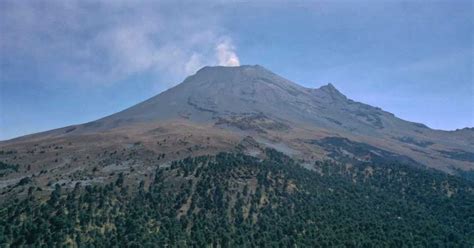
0 0 473 140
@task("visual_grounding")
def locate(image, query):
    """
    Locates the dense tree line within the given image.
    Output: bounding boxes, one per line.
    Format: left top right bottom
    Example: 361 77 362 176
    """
0 149 473 247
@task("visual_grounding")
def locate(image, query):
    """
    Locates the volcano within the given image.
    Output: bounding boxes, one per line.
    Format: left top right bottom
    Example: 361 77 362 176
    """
1 65 474 246
0 65 473 193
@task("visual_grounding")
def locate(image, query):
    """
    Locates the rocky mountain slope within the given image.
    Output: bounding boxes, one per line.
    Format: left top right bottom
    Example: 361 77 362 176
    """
0 65 473 200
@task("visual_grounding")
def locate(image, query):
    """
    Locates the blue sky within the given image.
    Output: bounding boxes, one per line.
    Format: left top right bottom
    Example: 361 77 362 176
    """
0 0 473 140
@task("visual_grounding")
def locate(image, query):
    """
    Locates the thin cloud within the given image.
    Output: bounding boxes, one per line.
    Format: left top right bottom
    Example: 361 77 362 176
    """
0 1 241 87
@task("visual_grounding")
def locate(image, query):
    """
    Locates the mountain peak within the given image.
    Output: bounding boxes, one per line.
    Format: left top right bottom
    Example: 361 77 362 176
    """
195 64 267 74
319 83 337 92
189 65 270 82
317 83 347 100
103 66 351 127
185 64 303 91
322 83 336 89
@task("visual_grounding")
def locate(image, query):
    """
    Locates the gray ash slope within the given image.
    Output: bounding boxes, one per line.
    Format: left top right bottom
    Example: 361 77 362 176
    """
81 65 465 136
2 65 473 173
84 65 471 148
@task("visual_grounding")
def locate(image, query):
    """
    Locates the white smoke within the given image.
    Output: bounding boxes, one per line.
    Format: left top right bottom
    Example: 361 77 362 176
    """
0 1 242 87
215 38 240 66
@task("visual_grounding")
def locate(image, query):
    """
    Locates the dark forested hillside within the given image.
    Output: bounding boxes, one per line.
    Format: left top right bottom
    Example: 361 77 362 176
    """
1 149 473 247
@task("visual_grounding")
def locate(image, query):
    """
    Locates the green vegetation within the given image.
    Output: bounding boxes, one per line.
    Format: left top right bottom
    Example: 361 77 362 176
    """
438 149 474 163
0 161 18 177
0 149 473 247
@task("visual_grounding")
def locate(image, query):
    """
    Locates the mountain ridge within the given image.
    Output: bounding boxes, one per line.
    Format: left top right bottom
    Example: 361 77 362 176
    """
0 65 472 179
3 65 470 140
48 65 423 134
